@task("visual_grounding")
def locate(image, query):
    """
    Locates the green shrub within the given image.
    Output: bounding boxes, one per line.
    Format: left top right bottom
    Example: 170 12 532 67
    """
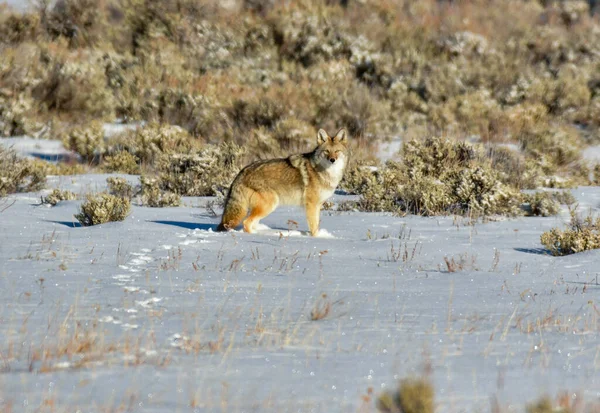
102 151 140 174
140 176 180 207
107 177 136 199
541 211 600 256
75 193 131 226
377 378 434 413
155 142 245 196
41 188 77 206
0 146 46 196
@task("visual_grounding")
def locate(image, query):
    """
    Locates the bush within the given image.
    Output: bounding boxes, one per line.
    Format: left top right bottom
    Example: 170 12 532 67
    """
102 151 140 174
110 123 199 165
154 90 220 138
62 122 105 164
75 193 131 226
41 188 77 206
0 146 46 196
377 378 434 413
32 58 115 118
228 96 285 131
245 118 314 160
0 95 39 136
30 159 87 176
0 11 40 44
39 0 109 47
346 138 523 217
540 211 600 256
106 177 136 199
521 191 561 217
526 396 573 413
140 176 180 207
155 142 245 196
271 11 352 68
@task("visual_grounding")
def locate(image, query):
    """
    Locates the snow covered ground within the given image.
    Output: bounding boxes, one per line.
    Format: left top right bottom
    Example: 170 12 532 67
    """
1 169 600 412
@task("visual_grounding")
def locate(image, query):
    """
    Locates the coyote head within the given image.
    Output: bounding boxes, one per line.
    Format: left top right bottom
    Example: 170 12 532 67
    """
315 128 349 166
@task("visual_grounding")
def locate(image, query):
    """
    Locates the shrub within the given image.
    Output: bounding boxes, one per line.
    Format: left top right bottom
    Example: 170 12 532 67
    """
110 123 199 165
0 95 39 136
271 11 352 68
32 58 115 118
30 159 87 176
75 193 131 226
487 146 542 190
245 118 314 160
155 142 244 196
39 0 109 47
0 146 46 196
62 122 106 164
526 395 573 413
106 177 136 199
593 164 600 185
102 151 140 174
518 124 582 170
228 96 285 131
154 89 220 137
140 176 181 207
41 188 77 206
540 211 600 256
377 377 434 413
521 191 561 217
347 138 523 217
0 11 40 44
339 161 379 195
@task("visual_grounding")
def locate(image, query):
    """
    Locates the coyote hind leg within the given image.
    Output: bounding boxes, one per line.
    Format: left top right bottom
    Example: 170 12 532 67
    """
243 192 279 233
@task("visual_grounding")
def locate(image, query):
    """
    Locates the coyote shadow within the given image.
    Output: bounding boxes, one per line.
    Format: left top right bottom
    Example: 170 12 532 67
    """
150 220 216 231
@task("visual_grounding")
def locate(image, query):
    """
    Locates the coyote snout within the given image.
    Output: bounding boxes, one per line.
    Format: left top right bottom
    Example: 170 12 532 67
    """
217 128 349 236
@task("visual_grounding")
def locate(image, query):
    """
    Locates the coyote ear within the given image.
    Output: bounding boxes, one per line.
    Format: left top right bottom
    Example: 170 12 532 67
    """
334 128 348 143
317 129 329 144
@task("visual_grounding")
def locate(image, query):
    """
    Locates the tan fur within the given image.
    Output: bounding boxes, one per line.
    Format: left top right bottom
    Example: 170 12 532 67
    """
217 128 349 236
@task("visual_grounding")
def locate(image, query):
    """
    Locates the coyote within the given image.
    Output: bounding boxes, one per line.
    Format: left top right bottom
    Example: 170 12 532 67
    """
217 128 349 236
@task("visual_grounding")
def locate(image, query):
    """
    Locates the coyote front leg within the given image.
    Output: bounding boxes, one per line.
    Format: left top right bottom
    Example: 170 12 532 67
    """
305 200 321 237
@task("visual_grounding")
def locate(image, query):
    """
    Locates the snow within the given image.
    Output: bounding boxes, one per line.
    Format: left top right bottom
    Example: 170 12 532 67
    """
1 148 600 411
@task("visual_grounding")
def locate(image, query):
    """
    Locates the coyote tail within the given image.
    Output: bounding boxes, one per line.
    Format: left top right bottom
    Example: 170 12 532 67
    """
217 184 247 232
